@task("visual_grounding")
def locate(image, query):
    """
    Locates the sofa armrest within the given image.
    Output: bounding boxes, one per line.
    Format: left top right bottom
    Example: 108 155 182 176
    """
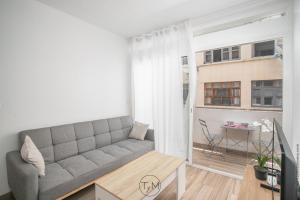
145 129 155 141
6 151 39 200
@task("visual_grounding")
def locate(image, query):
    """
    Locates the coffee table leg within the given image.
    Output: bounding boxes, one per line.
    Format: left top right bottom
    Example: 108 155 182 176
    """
176 163 186 200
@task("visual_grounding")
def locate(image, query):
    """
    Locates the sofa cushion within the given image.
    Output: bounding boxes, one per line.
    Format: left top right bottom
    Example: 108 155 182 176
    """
20 128 54 164
51 125 78 161
73 122 96 153
21 136 46 176
57 155 98 177
74 122 94 139
39 163 73 197
108 116 133 143
51 125 76 144
77 137 96 154
54 141 78 162
115 139 154 153
120 116 133 129
92 119 109 134
39 150 136 200
108 118 123 131
37 139 154 200
81 149 116 167
92 119 111 148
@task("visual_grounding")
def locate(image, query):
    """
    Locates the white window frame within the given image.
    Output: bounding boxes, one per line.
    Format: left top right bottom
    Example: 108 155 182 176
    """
252 40 275 58
204 45 241 64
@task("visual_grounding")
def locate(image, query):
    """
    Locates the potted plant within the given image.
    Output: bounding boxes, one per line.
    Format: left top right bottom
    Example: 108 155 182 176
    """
254 154 269 180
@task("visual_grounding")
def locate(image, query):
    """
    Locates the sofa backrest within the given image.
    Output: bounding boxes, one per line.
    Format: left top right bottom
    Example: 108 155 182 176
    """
19 116 133 163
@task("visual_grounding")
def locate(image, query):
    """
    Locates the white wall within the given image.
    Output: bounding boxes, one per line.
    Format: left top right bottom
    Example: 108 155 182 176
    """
192 4 294 147
0 0 130 195
293 0 300 163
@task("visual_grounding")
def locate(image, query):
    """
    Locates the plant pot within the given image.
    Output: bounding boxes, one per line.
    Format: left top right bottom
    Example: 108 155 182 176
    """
254 165 267 180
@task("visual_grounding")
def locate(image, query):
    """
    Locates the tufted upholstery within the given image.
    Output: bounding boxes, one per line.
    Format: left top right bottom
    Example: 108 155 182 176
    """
19 116 134 162
12 116 155 200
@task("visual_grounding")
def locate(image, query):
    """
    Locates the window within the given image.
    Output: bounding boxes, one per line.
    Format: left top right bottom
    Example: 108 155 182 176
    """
204 81 241 106
181 56 188 65
254 40 275 57
222 48 229 61
213 49 222 62
231 46 240 59
251 80 282 108
204 45 240 64
205 51 212 63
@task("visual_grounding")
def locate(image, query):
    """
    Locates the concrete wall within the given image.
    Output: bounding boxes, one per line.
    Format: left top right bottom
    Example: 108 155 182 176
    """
0 0 130 195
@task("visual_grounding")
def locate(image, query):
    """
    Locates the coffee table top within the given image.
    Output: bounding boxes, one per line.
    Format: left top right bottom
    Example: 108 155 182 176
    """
95 151 184 200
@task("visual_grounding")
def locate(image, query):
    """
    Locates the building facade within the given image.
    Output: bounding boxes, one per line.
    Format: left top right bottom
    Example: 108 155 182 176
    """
195 40 283 111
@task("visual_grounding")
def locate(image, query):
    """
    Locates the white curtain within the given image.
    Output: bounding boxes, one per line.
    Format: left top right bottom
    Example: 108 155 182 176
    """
131 21 194 158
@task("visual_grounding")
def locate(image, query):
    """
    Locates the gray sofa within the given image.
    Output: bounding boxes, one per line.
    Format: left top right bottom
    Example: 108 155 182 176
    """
6 116 155 200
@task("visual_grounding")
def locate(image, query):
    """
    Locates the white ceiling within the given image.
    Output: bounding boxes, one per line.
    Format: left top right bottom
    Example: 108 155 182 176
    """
37 0 272 38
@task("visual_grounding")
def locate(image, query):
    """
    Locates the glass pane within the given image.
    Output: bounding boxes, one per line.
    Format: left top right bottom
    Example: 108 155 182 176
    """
232 46 239 50
264 97 273 105
181 56 188 65
213 82 221 88
233 97 240 105
205 83 212 88
252 81 261 87
254 40 275 57
213 49 222 62
216 88 227 97
253 97 261 105
205 89 212 96
222 98 231 105
205 97 212 104
212 97 222 105
276 96 282 107
273 80 282 87
263 80 274 87
223 51 229 60
232 50 240 59
205 51 211 63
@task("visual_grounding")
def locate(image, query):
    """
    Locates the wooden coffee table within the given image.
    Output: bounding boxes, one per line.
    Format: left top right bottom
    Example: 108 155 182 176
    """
95 151 186 200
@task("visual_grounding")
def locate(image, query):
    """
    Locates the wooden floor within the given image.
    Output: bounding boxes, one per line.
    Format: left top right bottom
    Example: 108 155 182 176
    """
192 147 254 177
155 166 241 200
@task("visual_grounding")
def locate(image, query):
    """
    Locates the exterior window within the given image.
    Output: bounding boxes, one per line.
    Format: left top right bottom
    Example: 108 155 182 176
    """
213 49 222 62
205 51 212 63
254 40 275 57
231 46 240 60
251 80 282 108
181 56 188 65
203 45 240 64
222 48 230 61
204 81 241 106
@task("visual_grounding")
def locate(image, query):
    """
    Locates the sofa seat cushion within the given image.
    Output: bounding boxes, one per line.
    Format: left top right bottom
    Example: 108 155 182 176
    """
114 139 154 153
38 141 154 200
99 144 132 158
57 155 98 177
39 163 73 199
81 149 117 167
